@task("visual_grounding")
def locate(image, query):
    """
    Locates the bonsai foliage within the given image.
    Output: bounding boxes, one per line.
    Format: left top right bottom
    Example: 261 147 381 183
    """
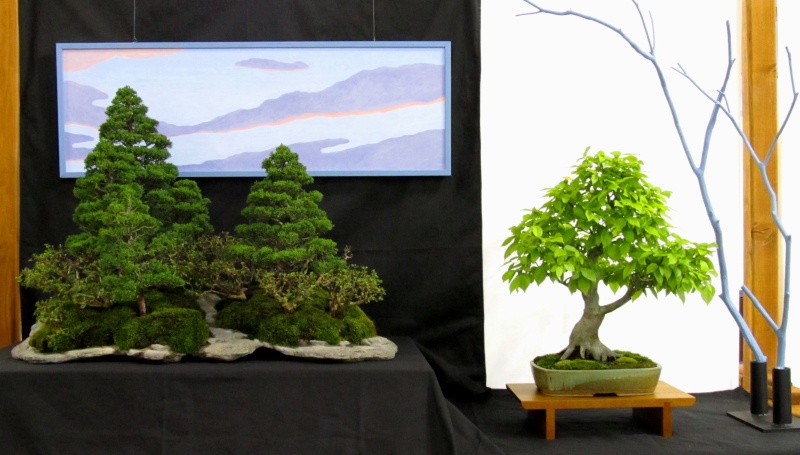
215 145 385 345
18 86 212 353
235 144 339 275
503 149 717 361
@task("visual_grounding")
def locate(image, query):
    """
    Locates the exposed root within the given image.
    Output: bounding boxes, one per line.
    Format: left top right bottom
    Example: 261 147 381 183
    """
559 340 620 362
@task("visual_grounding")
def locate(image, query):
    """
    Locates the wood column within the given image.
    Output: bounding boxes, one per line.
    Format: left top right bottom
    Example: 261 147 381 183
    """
741 0 779 391
0 0 21 348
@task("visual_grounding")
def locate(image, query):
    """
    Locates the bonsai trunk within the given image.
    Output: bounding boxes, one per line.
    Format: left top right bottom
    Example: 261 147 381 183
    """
137 293 147 316
560 288 626 361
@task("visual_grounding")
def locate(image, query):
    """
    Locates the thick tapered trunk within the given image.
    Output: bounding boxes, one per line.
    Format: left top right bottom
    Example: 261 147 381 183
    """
559 288 620 361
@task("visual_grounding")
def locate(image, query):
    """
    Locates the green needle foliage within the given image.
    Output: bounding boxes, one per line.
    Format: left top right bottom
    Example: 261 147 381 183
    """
503 149 717 361
19 86 212 353
216 145 385 344
235 144 340 274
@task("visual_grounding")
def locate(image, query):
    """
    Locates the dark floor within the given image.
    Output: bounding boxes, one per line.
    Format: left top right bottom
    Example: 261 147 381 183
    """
448 388 800 455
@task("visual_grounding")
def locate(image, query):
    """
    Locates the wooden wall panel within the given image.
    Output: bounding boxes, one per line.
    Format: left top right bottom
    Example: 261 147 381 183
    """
0 0 21 348
741 0 780 390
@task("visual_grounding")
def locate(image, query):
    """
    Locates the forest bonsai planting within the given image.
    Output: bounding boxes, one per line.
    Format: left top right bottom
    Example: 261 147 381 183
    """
16 86 387 360
502 148 717 367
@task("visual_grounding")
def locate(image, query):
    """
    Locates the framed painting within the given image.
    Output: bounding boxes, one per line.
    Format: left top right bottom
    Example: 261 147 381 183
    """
56 41 451 177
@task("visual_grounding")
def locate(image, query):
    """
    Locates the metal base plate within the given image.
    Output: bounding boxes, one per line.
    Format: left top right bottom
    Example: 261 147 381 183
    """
727 410 800 432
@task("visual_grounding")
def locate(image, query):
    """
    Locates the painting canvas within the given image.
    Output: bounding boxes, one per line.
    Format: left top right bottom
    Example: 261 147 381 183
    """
56 41 451 177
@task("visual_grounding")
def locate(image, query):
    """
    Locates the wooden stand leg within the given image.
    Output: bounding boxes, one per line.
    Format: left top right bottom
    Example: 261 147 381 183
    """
527 409 556 440
632 405 673 437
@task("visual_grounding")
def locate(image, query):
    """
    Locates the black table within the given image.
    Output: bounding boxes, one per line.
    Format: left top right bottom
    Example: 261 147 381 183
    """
0 337 501 455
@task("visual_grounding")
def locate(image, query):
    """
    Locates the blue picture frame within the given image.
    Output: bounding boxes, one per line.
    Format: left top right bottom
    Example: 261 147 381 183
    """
56 41 451 178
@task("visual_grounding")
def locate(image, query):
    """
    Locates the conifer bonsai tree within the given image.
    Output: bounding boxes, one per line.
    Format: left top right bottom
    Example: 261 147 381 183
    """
502 148 717 363
215 144 385 346
18 86 212 354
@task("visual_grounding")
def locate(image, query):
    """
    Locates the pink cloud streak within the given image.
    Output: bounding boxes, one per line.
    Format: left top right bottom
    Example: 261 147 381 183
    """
63 49 183 72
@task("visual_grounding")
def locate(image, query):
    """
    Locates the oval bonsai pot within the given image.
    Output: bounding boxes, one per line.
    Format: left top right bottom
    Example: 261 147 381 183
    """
531 360 662 397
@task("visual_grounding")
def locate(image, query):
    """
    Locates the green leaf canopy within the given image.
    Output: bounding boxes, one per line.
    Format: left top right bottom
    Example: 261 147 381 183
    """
503 149 717 305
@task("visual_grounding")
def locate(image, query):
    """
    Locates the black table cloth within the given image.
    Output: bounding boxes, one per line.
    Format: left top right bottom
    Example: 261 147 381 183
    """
0 337 501 455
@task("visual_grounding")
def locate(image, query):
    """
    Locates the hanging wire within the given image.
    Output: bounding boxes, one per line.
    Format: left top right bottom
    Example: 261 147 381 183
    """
132 0 138 42
132 1 372 42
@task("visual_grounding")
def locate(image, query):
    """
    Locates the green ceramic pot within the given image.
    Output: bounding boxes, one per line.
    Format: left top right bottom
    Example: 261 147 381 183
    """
531 361 662 397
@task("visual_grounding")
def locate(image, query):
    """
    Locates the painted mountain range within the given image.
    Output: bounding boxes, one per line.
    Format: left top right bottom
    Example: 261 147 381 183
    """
177 131 444 174
58 43 450 176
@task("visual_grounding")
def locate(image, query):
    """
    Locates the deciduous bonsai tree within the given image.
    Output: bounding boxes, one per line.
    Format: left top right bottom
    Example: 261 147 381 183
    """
502 148 717 362
519 1 800 422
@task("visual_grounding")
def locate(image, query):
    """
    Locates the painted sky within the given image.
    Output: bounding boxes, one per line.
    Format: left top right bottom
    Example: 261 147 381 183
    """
58 43 449 176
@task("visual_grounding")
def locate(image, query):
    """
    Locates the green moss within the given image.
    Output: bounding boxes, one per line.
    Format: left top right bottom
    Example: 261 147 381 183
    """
144 288 201 313
553 358 608 370
256 312 302 346
28 304 136 353
296 309 342 345
534 351 658 370
216 291 380 347
252 307 342 346
27 290 209 354
216 291 282 335
114 307 209 354
340 306 377 343
614 356 639 365
29 325 74 353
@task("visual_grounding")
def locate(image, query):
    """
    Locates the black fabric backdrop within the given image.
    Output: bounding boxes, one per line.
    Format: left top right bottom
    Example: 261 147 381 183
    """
17 0 485 396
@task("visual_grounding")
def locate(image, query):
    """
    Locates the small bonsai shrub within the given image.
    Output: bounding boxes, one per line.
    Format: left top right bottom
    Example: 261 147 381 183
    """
179 232 254 300
503 149 717 362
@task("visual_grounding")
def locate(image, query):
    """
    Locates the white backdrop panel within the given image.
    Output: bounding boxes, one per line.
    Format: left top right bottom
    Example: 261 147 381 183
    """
482 0 744 392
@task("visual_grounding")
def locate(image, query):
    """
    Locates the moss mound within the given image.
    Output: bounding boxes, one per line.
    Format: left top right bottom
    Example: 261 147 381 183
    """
29 303 137 353
144 288 202 313
534 351 658 370
29 289 210 354
216 291 377 347
215 290 282 335
115 307 209 354
340 305 377 342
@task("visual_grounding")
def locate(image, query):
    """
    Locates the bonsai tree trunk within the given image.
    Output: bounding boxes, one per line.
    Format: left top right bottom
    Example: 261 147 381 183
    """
561 287 632 361
137 294 147 316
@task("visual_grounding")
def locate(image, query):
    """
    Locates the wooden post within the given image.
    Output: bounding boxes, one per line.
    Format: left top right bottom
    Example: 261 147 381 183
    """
0 0 21 348
741 0 780 391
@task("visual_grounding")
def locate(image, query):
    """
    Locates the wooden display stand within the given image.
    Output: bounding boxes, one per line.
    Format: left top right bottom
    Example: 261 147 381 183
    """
507 381 696 440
